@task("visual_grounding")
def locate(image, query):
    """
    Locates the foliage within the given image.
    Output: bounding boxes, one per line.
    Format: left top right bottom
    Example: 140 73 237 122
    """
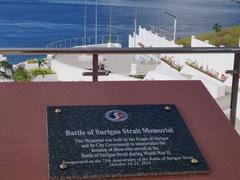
176 37 191 47
27 59 38 64
161 56 183 72
0 71 11 79
0 60 54 82
0 61 13 71
30 67 54 77
130 74 146 79
13 67 32 82
176 25 240 47
0 61 13 79
185 60 227 82
37 58 47 68
212 23 222 34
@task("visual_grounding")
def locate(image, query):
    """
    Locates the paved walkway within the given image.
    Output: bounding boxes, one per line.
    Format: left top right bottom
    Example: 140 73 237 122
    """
55 54 159 74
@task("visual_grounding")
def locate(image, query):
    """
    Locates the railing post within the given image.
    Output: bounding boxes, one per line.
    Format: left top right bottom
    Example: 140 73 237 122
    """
230 53 240 127
92 54 98 82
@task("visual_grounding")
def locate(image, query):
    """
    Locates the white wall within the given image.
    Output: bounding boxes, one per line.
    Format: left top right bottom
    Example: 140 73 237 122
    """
129 26 179 48
51 60 90 81
0 55 7 61
180 65 224 85
167 36 234 76
144 71 182 81
191 76 225 99
180 65 225 98
129 26 180 64
129 27 234 78
237 93 240 121
191 36 234 75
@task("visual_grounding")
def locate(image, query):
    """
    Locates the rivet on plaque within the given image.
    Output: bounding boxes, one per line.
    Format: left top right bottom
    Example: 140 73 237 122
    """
59 162 68 170
55 108 62 114
191 158 199 165
165 106 172 111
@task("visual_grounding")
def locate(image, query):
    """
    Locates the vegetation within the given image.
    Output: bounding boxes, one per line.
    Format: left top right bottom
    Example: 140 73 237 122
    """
176 25 240 47
0 59 54 82
30 67 54 77
27 58 48 68
37 58 47 68
212 23 222 34
161 56 183 72
0 61 13 79
13 67 32 82
27 59 38 64
130 74 146 79
185 60 227 82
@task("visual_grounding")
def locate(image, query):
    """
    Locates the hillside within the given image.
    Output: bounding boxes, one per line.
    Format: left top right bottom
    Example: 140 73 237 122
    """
176 26 240 47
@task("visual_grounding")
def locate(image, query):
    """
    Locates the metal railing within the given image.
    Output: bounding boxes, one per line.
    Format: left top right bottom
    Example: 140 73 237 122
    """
1 47 240 127
147 25 173 41
46 35 120 48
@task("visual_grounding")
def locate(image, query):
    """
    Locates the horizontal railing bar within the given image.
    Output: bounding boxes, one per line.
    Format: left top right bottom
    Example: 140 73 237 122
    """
0 47 239 55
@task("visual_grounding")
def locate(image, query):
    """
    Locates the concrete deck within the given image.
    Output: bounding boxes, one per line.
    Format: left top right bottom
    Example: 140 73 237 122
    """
55 54 158 74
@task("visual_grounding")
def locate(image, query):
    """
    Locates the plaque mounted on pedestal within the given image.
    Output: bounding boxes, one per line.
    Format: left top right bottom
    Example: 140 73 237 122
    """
47 104 209 179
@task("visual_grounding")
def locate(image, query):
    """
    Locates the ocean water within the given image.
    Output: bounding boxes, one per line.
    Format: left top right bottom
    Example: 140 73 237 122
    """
0 0 239 63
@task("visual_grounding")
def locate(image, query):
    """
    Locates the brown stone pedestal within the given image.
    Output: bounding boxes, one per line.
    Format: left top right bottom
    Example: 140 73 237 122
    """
1 81 240 180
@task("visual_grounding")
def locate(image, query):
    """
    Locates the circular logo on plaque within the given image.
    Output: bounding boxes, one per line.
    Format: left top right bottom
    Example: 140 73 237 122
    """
105 110 128 122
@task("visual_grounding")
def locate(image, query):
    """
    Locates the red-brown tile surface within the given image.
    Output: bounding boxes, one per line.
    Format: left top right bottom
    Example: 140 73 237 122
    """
0 81 240 180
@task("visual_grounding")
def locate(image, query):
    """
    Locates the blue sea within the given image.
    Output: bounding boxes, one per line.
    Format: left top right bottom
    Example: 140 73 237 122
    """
0 0 239 63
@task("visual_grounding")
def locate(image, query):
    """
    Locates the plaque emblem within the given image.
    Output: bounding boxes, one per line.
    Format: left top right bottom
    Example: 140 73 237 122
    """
105 110 128 122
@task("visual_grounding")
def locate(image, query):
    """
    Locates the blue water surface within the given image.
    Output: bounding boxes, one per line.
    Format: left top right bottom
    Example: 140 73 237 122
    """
0 0 239 63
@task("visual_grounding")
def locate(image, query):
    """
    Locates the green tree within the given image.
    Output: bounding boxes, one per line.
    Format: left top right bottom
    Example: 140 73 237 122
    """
37 58 47 68
212 23 223 45
0 61 13 79
13 67 32 82
213 23 222 34
0 61 33 82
